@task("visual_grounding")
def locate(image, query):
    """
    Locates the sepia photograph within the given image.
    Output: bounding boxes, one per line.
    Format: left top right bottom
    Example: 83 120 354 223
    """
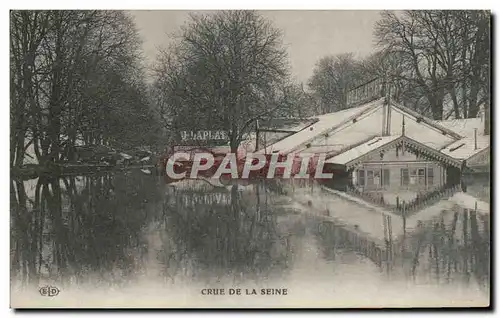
9 9 491 309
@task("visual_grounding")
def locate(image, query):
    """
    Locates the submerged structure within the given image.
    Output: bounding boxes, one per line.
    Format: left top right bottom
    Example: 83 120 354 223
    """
255 79 490 213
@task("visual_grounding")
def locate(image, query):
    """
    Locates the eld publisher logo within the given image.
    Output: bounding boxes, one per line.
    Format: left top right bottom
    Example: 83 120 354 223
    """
39 285 60 297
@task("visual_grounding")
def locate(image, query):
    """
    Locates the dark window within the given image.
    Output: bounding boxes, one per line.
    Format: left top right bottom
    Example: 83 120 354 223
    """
373 170 381 186
383 169 390 186
407 168 425 185
401 168 409 186
417 168 425 185
360 169 387 187
358 169 365 186
367 170 374 186
402 167 434 186
410 169 417 185
427 168 434 185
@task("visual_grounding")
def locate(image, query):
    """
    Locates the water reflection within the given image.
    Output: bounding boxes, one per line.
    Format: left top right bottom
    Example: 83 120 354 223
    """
156 183 301 285
401 207 490 289
10 172 159 290
10 172 490 298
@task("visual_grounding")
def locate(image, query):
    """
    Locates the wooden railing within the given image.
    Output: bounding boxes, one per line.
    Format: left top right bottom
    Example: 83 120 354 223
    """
346 78 385 107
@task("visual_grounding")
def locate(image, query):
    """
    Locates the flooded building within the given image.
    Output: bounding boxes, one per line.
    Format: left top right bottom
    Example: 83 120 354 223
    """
255 79 490 202
247 80 492 276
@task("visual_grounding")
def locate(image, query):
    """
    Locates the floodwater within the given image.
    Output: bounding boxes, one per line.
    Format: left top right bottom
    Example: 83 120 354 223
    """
10 171 490 308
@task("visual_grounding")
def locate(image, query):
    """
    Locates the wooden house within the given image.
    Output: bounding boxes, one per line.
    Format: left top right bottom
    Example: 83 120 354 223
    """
256 79 490 210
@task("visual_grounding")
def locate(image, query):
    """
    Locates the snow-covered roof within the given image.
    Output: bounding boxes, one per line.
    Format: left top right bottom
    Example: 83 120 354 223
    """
436 118 490 160
392 104 463 140
258 98 384 154
440 136 490 160
388 107 459 149
256 98 488 165
435 118 486 138
325 135 400 165
258 118 317 132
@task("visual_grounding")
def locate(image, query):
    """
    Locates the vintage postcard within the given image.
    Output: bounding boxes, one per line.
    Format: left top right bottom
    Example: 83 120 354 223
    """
10 10 491 308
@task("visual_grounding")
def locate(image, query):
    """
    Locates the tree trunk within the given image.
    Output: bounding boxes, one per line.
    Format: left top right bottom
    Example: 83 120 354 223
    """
467 86 480 118
430 96 444 120
448 85 461 119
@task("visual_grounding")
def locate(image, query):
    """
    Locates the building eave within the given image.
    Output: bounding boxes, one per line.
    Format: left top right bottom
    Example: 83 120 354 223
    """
342 135 463 170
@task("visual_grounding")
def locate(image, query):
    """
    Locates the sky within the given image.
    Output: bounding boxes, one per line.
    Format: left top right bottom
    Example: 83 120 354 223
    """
131 10 382 84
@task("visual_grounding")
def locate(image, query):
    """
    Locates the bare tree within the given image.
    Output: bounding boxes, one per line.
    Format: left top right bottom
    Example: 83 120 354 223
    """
375 11 447 119
275 82 319 118
153 10 290 152
456 10 490 119
308 53 366 113
374 10 490 120
10 11 49 167
10 10 157 167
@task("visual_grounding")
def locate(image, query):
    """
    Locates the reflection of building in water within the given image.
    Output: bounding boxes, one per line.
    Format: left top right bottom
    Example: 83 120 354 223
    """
300 180 489 286
164 179 256 208
173 191 231 207
395 191 490 289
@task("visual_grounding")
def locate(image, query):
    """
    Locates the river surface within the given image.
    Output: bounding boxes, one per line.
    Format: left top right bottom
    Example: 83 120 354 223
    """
10 171 490 308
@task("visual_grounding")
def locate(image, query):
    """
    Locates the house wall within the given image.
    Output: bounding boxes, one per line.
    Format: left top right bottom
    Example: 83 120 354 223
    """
351 146 447 192
467 147 490 166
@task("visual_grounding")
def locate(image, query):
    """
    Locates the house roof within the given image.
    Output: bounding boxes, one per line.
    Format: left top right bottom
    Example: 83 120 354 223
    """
440 137 490 160
390 103 463 140
387 107 460 149
435 118 485 137
259 99 465 156
325 135 400 165
436 118 490 160
258 98 384 154
257 97 489 167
